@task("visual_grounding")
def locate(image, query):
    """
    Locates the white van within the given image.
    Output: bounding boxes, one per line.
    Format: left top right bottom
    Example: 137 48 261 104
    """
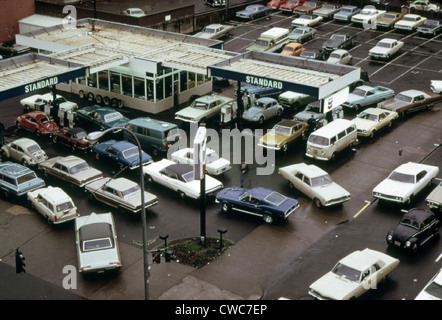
305 119 357 161
246 27 290 52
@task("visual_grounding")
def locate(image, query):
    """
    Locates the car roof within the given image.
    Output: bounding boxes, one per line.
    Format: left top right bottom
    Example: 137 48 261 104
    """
379 38 397 43
106 177 137 191
403 208 434 223
404 14 422 18
256 97 277 103
399 89 425 97
331 49 349 54
11 137 38 147
56 155 86 168
247 187 275 199
39 186 72 203
293 163 328 178
0 161 34 177
68 127 87 134
275 119 305 128
362 107 391 115
110 140 137 151
165 163 193 175
339 250 379 271
128 117 177 131
394 162 434 175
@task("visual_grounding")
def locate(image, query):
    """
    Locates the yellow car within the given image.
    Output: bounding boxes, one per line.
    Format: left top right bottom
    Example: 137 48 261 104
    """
281 42 305 56
258 119 308 152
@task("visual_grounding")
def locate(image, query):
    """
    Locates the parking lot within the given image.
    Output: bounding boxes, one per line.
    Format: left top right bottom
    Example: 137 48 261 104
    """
0 2 441 302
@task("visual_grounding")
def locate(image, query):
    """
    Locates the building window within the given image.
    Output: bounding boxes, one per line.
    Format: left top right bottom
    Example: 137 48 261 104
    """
110 72 121 94
88 73 97 88
155 78 163 101
98 71 109 91
180 71 187 92
134 77 145 99
146 79 154 101
188 72 196 89
122 74 133 97
164 74 172 99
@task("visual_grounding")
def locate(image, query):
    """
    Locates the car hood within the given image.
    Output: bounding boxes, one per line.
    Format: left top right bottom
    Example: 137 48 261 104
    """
310 272 361 300
345 93 364 104
294 111 323 121
390 224 417 243
176 107 207 118
378 99 407 111
124 191 158 208
187 176 223 194
373 179 414 197
74 168 103 182
126 153 153 167
108 118 130 128
216 187 247 201
369 46 390 55
352 118 376 131
243 107 264 119
323 39 342 48
207 158 231 171
313 183 351 201
427 187 442 203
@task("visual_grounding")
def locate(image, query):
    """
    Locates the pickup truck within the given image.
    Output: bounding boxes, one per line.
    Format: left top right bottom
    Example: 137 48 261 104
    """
341 85 395 111
278 91 316 111
20 93 78 113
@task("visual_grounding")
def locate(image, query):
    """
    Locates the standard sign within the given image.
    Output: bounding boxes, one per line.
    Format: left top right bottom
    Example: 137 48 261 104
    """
25 77 59 94
245 76 283 89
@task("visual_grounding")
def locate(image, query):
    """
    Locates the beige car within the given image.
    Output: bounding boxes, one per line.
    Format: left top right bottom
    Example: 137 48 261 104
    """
376 12 404 28
426 180 442 213
351 108 398 138
258 119 308 152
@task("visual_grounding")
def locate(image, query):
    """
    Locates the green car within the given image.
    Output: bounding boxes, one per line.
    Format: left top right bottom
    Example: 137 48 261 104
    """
288 27 316 44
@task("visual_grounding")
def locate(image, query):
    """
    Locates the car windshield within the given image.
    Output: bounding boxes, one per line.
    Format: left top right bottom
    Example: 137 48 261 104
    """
358 112 378 121
292 29 304 34
361 10 375 15
402 16 417 22
206 152 219 164
69 162 89 174
400 217 420 229
121 185 140 197
304 2 316 7
377 41 392 48
273 125 291 135
341 8 353 13
83 238 113 252
283 46 294 51
323 5 336 9
203 27 215 33
301 51 315 58
329 53 342 59
17 172 38 184
265 191 286 205
424 20 438 27
305 104 321 113
300 15 313 19
56 201 73 212
73 131 87 139
311 174 333 187
254 101 268 108
424 280 442 299
288 0 300 4
123 147 138 159
394 93 413 103
131 9 144 15
331 34 345 41
388 171 415 183
40 116 51 124
352 88 367 96
27 144 41 153
382 14 397 19
332 262 362 283
104 112 123 123
254 39 270 47
308 134 329 146
191 101 209 110
182 171 195 183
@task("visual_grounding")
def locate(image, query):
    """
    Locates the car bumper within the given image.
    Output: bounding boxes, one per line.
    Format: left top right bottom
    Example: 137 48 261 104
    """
373 193 406 203
323 196 351 206
426 199 441 212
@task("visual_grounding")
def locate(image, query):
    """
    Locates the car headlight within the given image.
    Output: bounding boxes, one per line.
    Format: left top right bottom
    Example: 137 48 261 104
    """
405 241 411 247
387 234 393 241
321 151 325 155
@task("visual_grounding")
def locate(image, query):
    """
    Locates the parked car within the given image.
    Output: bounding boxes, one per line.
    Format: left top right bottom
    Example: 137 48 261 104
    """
279 163 351 207
91 140 152 171
333 5 361 22
28 186 79 224
242 97 284 125
171 148 231 176
417 19 442 36
309 248 400 300
143 159 223 200
294 1 323 15
194 24 234 39
235 85 282 99
292 14 323 27
204 0 226 7
294 100 344 128
16 111 59 137
288 26 316 43
376 12 404 29
386 208 440 253
431 80 442 94
342 85 395 111
258 120 308 152
246 27 290 52
373 162 439 205
85 177 158 213
38 155 103 188
377 89 442 117
394 14 427 31
0 161 45 198
51 127 91 152
278 91 316 111
1 138 47 167
300 48 327 60
351 5 386 26
175 95 235 124
236 4 272 20
121 8 146 17
351 108 398 138
409 0 440 13
74 106 129 131
281 42 305 56
20 93 79 113
426 180 442 213
267 0 288 9
75 212 122 273
279 0 305 13
369 38 404 60
215 187 300 224
313 3 341 19
326 49 352 64
415 268 442 300
321 32 356 52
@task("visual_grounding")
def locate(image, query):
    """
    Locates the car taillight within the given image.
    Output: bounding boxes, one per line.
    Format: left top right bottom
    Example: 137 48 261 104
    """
109 262 120 266
80 266 90 272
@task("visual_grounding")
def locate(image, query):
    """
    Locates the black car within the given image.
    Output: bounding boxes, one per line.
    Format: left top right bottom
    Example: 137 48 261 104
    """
417 19 442 37
321 32 356 52
386 208 440 253
300 48 327 60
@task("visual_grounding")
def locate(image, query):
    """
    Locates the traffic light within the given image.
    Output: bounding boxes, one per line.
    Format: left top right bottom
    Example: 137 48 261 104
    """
152 251 161 264
165 249 172 263
15 249 26 274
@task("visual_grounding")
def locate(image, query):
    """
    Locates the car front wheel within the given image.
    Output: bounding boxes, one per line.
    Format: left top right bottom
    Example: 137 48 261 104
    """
221 202 230 213
263 213 273 224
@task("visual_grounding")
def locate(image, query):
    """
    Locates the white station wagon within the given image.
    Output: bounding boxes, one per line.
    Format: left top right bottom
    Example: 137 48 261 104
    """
28 186 79 224
171 147 231 176
1 138 48 167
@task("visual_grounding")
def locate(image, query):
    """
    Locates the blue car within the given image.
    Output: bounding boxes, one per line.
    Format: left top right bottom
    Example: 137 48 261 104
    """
215 187 300 224
333 5 361 22
91 140 153 170
236 4 273 20
74 105 130 131
0 161 45 198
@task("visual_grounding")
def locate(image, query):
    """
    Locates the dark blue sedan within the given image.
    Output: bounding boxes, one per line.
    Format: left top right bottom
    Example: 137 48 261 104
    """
215 187 299 224
74 105 130 131
91 140 152 171
236 4 273 20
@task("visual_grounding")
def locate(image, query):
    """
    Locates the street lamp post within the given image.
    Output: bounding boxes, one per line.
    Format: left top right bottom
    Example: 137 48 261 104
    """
87 128 149 300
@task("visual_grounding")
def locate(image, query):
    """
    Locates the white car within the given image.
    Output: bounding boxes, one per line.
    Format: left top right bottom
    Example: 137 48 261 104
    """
351 107 398 138
373 162 439 205
121 8 146 17
28 186 79 224
292 14 323 27
351 5 386 26
409 0 441 13
415 268 442 300
394 14 427 31
309 248 400 300
75 212 122 273
85 177 158 213
279 163 351 207
1 138 47 166
430 80 442 94
143 159 224 200
171 148 231 176
326 49 352 65
175 95 235 124
38 155 103 188
426 180 442 213
368 38 404 60
194 24 234 39
20 93 78 113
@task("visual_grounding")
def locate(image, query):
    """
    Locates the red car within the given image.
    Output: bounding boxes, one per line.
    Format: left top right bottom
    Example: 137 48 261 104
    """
279 0 305 12
16 111 59 137
52 127 92 152
267 0 288 9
